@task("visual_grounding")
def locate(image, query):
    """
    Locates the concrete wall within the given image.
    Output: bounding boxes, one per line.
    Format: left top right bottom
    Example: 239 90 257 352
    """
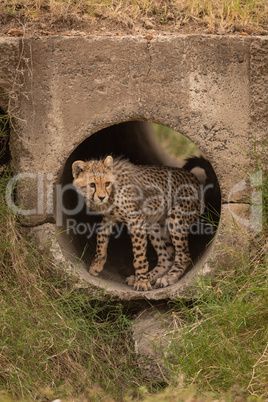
1 35 267 300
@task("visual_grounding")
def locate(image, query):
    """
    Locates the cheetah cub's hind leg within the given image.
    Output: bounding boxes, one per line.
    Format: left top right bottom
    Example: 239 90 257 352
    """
126 225 174 288
155 206 198 288
126 219 152 291
147 225 175 286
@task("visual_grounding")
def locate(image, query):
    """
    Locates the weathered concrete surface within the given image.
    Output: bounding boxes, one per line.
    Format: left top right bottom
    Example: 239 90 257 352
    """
0 38 20 111
1 35 267 300
7 35 264 214
6 36 267 209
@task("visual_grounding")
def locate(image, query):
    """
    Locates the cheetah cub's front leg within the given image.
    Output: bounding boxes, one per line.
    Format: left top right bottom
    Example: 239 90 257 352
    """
89 218 113 277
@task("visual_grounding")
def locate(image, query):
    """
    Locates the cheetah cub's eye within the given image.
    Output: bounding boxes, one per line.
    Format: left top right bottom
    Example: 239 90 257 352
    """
105 181 111 188
89 182 96 188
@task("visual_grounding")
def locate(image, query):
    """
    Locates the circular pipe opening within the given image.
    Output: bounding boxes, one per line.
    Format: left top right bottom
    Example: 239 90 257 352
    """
56 121 221 300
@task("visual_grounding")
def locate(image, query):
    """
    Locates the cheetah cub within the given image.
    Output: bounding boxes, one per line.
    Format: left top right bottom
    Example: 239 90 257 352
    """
72 156 201 291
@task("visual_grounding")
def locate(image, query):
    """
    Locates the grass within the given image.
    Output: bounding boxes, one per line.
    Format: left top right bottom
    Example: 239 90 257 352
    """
0 113 144 400
166 255 268 399
0 114 268 401
152 123 201 160
0 112 9 166
161 137 268 400
0 172 144 401
0 0 267 35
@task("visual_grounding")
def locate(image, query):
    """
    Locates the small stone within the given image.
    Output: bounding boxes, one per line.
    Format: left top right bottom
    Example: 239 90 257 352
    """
131 307 175 380
8 29 24 36
167 12 175 20
144 20 154 30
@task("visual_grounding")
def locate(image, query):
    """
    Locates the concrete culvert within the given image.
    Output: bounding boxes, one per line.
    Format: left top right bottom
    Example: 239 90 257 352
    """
5 35 265 301
56 121 221 300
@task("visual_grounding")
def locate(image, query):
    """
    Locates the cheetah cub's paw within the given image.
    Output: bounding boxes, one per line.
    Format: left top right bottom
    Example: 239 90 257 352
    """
125 275 135 286
155 275 170 288
126 275 152 291
89 261 103 277
133 278 152 291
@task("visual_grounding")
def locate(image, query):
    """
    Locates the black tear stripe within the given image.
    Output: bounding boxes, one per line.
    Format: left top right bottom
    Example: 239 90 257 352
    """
91 188 96 202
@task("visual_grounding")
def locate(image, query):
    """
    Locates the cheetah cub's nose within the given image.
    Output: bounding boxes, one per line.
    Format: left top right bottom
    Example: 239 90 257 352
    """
98 196 105 202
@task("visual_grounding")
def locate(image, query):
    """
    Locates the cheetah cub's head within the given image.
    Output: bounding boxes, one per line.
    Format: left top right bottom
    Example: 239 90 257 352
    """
72 156 114 206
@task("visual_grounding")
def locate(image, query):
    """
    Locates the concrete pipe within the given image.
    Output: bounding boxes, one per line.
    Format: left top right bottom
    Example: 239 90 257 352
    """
3 35 266 300
55 121 221 300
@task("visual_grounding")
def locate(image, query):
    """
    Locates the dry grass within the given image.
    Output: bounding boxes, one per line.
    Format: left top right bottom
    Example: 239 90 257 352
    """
0 0 267 35
0 170 143 401
0 121 267 400
0 125 267 401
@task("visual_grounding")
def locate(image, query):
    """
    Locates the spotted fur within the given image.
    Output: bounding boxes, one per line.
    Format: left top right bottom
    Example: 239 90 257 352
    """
72 156 201 291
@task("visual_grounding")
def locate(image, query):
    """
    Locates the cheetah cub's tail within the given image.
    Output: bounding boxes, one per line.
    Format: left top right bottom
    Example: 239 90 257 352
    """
183 156 221 220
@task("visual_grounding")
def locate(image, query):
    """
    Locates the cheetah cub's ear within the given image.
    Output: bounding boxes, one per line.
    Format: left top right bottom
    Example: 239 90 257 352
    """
72 160 87 179
104 156 113 171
